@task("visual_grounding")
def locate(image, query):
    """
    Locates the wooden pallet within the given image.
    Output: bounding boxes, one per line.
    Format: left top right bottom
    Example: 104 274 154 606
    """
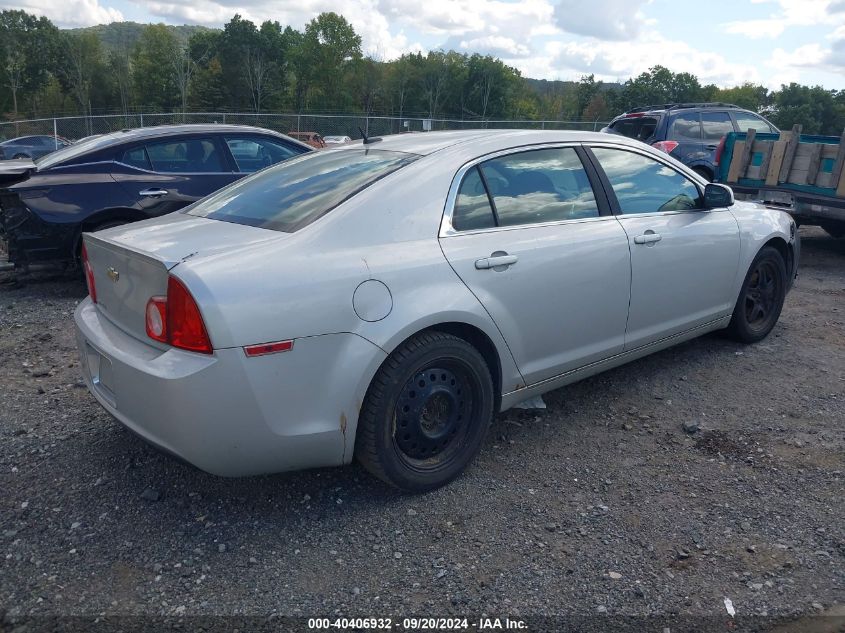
725 125 845 196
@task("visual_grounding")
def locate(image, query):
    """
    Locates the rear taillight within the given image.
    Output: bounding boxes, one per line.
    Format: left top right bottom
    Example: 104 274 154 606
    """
81 243 97 303
714 136 727 166
144 276 212 354
652 140 679 154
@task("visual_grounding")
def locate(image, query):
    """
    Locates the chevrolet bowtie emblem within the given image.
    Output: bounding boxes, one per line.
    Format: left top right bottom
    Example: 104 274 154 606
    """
106 267 120 282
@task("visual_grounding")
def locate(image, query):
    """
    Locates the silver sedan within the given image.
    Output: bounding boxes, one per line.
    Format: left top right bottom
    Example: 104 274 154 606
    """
74 130 799 491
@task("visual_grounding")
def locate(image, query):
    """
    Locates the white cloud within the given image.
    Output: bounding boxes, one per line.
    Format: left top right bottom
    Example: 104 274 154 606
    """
554 0 650 41
2 0 122 26
723 0 839 39
539 33 762 86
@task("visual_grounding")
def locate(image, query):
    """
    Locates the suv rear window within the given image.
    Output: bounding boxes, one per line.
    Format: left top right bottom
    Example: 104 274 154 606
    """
608 116 659 142
186 149 418 232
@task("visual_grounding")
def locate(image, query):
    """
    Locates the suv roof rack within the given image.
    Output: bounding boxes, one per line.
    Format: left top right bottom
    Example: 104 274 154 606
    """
625 102 740 114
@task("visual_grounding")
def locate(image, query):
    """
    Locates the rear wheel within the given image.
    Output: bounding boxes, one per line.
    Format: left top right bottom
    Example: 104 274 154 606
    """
692 166 713 182
355 331 494 492
726 246 787 343
822 221 845 239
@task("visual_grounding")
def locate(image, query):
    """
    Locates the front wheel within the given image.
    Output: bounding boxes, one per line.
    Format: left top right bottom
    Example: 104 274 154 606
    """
355 331 495 492
725 246 787 343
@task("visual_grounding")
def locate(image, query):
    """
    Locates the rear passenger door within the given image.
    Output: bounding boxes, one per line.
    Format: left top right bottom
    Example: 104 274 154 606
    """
112 136 240 218
438 146 632 386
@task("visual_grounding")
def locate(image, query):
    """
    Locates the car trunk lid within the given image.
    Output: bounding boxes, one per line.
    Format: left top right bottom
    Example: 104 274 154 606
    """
83 213 284 342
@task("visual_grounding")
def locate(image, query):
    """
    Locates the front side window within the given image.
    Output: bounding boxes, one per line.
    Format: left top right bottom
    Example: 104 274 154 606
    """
187 149 418 233
145 138 224 173
669 113 702 141
734 113 775 134
701 112 733 141
225 136 300 173
591 147 702 214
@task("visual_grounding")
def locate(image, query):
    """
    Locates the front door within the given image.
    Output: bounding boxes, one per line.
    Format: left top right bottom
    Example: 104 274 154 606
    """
439 146 631 386
589 146 741 350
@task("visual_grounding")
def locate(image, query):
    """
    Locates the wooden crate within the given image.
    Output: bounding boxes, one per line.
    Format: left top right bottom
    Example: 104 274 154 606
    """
724 125 845 196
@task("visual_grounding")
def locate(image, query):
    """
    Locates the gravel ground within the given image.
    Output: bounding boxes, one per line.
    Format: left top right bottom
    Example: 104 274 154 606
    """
0 227 843 630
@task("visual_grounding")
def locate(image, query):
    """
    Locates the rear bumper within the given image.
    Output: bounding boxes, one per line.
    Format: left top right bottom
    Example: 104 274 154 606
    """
74 297 386 477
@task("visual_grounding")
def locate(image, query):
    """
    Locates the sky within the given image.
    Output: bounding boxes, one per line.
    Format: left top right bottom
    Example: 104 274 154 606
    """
6 0 845 89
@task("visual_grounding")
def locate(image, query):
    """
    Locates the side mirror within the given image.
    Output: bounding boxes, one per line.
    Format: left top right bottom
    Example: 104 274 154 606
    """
703 183 734 209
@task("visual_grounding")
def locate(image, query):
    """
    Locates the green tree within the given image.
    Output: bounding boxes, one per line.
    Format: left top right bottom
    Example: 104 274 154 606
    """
0 10 59 116
132 24 180 111
302 12 362 111
56 31 105 121
714 83 770 112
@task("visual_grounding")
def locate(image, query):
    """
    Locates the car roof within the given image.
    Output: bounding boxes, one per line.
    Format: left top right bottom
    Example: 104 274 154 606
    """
94 124 305 148
332 129 641 157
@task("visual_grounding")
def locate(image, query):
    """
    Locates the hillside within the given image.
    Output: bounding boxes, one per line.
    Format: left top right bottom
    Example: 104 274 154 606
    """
66 21 210 52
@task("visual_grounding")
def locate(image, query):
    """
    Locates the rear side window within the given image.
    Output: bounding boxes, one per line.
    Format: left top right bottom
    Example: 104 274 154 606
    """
187 149 419 233
146 138 224 173
122 147 152 170
669 113 701 140
592 147 702 214
453 167 495 231
609 116 659 141
701 112 734 141
734 113 775 134
481 148 598 226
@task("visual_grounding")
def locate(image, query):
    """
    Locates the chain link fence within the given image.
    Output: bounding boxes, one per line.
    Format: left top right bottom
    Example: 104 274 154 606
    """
0 112 609 143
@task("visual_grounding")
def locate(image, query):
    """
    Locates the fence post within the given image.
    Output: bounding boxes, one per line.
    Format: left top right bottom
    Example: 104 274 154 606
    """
53 118 58 149
297 114 301 134
365 115 369 137
140 113 144 128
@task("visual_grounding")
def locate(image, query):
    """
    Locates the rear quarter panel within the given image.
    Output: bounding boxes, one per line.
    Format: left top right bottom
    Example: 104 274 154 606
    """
728 200 797 294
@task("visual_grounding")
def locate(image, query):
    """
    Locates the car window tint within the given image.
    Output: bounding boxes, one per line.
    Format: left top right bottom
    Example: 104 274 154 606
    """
225 136 300 173
701 112 734 141
453 167 495 231
479 148 598 227
609 117 659 141
122 147 152 170
146 138 224 173
592 147 702 214
669 113 701 140
187 149 419 233
734 113 774 134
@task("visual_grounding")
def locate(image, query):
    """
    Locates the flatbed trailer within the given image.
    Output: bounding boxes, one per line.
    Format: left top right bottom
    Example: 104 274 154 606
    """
715 124 845 237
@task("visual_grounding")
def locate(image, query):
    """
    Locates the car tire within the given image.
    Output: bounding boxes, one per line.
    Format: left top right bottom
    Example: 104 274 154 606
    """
692 166 713 181
821 222 845 239
726 246 787 344
355 330 495 492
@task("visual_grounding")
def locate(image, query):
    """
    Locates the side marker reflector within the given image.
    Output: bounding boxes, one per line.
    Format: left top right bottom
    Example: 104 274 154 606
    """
243 340 294 357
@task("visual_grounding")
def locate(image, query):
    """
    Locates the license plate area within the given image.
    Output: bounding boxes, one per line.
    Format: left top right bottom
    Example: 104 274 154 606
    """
85 341 116 407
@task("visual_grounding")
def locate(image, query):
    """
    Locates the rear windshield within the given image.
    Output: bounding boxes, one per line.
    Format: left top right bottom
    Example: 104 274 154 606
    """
608 116 659 142
35 133 116 169
186 148 419 232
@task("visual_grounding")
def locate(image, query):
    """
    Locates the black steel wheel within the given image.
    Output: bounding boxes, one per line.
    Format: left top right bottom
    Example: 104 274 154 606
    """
726 246 787 343
355 330 494 492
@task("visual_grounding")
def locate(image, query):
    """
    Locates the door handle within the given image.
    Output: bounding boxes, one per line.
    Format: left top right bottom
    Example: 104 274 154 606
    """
634 233 662 245
139 188 168 197
475 253 518 270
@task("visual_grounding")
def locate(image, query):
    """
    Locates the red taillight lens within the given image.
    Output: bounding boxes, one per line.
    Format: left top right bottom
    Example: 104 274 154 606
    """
714 136 727 166
652 140 679 154
166 276 212 354
144 276 212 354
81 242 97 303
